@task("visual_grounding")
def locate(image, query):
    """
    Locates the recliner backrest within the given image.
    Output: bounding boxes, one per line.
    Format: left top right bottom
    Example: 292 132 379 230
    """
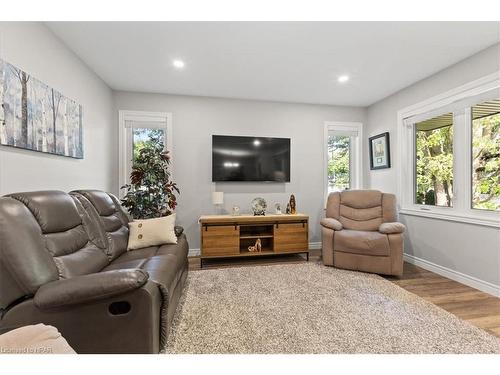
71 190 130 261
326 190 397 231
0 191 110 310
0 196 59 310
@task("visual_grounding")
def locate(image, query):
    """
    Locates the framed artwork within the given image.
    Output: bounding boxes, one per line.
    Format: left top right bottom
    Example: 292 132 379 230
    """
369 132 391 170
0 59 83 159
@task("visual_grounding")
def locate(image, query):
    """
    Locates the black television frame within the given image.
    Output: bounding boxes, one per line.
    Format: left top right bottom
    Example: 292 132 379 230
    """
211 134 291 183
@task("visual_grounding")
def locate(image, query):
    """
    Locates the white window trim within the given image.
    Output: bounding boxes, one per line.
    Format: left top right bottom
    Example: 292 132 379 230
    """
323 121 363 205
397 71 500 228
118 110 173 196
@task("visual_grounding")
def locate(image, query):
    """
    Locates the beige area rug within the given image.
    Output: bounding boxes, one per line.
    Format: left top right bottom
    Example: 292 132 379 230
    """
165 262 500 354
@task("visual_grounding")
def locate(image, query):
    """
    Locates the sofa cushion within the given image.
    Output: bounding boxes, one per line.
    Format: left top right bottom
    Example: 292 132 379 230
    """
5 191 109 280
338 191 384 231
8 191 82 234
75 190 117 216
340 190 382 209
0 197 59 306
71 191 130 261
104 235 188 297
334 229 390 256
106 253 184 299
111 246 159 264
141 255 182 297
157 234 189 260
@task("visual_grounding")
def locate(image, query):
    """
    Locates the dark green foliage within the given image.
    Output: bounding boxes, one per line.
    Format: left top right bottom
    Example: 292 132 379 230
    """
121 131 179 219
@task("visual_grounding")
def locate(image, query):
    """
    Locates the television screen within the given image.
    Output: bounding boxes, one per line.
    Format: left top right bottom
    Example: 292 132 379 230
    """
212 135 291 182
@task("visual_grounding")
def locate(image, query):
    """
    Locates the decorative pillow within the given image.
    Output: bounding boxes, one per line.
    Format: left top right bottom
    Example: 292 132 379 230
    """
127 214 177 250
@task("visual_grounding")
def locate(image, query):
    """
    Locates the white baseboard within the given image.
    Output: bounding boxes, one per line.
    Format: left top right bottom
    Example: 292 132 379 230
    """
308 242 322 250
189 242 321 258
403 253 500 297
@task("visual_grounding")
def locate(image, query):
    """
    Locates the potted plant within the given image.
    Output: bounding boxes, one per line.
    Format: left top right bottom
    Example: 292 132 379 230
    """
121 130 179 219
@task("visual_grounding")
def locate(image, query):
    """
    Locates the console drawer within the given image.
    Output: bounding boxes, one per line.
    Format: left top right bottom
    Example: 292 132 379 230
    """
274 222 308 253
202 225 240 256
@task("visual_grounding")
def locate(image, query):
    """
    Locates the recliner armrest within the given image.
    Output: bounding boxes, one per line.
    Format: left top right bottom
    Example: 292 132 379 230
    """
34 269 149 310
320 218 343 231
379 222 406 234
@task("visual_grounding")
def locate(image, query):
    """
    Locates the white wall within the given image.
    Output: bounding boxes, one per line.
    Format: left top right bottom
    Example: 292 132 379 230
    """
0 22 115 194
365 43 500 293
113 92 366 250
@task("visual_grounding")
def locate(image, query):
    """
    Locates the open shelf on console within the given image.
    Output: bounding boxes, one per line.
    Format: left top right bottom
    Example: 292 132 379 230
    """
240 236 273 252
239 224 274 238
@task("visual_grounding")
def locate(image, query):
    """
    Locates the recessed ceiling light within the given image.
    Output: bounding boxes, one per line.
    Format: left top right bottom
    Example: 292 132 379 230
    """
253 139 261 146
337 75 349 83
172 60 185 69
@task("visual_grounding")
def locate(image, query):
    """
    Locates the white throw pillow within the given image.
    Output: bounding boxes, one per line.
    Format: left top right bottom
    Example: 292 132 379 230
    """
127 214 177 250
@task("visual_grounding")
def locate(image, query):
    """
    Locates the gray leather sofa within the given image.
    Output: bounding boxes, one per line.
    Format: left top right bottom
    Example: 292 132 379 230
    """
0 190 188 353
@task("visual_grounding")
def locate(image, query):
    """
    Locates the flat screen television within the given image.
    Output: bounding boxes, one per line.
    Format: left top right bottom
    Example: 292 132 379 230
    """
212 135 291 182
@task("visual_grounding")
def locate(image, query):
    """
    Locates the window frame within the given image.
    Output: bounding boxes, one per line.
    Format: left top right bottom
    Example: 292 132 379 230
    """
397 72 500 228
118 110 173 196
323 121 363 205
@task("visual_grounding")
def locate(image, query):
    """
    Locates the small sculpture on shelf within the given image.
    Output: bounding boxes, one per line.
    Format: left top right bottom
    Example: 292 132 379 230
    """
274 203 282 215
289 194 297 214
251 197 267 216
248 238 262 252
286 203 291 214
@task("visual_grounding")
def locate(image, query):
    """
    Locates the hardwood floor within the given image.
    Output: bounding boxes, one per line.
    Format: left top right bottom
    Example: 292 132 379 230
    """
188 249 500 338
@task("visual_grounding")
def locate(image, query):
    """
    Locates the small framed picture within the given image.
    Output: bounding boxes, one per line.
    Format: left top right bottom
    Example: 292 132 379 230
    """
369 132 391 170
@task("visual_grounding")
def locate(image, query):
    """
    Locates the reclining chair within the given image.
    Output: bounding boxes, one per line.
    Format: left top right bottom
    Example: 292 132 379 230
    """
320 190 405 276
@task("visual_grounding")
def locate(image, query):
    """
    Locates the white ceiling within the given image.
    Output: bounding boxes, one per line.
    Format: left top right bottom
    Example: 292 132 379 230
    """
46 22 500 106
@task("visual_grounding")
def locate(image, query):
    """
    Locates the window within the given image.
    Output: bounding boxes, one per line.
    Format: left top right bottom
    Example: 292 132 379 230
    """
415 113 454 207
471 99 500 211
132 128 165 163
324 122 362 201
398 73 500 227
119 111 172 194
327 134 351 193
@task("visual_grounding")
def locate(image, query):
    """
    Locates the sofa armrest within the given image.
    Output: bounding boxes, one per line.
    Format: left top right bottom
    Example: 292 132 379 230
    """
34 269 149 310
320 218 343 231
379 222 406 234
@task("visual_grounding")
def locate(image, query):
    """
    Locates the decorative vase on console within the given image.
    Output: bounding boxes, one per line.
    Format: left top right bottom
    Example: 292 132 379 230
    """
289 194 297 214
251 197 267 216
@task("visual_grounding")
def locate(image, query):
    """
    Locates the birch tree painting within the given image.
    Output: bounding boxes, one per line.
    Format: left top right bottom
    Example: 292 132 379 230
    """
0 59 83 158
